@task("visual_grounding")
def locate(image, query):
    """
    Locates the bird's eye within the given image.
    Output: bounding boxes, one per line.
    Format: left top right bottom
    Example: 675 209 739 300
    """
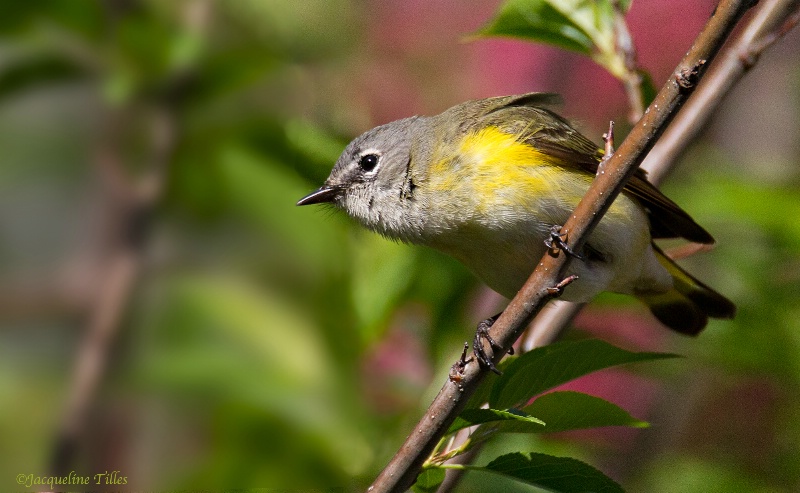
358 153 380 172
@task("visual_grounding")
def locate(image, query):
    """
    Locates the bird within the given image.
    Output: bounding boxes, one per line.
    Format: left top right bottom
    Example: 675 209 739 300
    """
297 93 735 371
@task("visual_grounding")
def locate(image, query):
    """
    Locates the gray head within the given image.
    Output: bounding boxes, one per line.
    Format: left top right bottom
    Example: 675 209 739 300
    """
297 116 430 241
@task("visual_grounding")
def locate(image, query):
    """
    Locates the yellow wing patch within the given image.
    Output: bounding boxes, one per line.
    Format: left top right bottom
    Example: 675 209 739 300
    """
428 126 581 214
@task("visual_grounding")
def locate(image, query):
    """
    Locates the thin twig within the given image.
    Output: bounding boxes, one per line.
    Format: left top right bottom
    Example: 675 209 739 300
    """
368 1 754 491
612 1 645 123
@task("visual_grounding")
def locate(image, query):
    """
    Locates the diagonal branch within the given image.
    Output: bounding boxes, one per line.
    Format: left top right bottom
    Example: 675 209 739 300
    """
519 0 800 354
368 0 756 491
642 0 800 184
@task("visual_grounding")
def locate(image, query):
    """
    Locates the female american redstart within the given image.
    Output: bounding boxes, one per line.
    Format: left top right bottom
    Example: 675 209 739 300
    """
298 93 735 366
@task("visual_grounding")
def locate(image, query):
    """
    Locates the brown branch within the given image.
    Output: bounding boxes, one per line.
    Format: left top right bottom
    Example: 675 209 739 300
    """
49 106 178 478
48 0 210 477
444 0 800 488
643 0 800 185
368 1 755 491
518 0 800 355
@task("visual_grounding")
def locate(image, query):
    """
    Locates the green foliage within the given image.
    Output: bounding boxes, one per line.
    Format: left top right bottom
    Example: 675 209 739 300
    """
448 408 545 435
418 340 674 491
0 1 798 492
476 0 657 108
519 391 648 433
476 0 631 79
0 54 86 103
477 452 624 493
412 467 447 493
488 339 677 409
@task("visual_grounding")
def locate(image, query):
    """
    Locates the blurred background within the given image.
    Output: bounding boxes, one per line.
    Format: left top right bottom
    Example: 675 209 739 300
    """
1 0 799 491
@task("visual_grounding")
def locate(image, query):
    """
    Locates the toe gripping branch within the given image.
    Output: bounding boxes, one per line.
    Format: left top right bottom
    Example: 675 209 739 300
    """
470 273 579 375
468 226 584 375
545 225 584 260
473 313 514 375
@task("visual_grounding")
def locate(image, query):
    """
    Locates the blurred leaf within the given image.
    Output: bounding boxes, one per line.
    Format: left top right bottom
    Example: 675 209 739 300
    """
285 119 347 173
518 391 648 433
687 171 800 247
219 0 360 59
0 0 104 39
220 142 349 273
490 339 677 409
141 275 331 399
114 14 175 77
476 0 632 80
138 275 373 477
102 69 137 105
188 48 279 103
638 69 658 108
350 234 417 341
640 454 770 493
167 30 204 72
448 408 545 434
412 467 446 493
475 452 624 492
0 54 86 102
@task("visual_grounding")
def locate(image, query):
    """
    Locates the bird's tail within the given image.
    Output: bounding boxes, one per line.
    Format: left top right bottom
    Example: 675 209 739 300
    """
637 246 736 335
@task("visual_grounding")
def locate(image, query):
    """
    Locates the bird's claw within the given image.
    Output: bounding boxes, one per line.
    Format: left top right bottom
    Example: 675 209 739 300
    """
545 225 585 260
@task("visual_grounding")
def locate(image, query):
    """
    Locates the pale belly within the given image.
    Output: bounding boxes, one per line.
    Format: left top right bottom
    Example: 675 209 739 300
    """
428 193 672 302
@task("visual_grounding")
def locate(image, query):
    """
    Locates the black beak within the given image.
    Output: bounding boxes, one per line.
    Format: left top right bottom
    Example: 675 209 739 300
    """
296 185 340 206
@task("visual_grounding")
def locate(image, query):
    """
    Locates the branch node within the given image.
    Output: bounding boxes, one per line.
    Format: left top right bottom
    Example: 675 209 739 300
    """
675 59 707 91
448 343 470 385
546 275 579 297
599 120 616 176
603 120 616 156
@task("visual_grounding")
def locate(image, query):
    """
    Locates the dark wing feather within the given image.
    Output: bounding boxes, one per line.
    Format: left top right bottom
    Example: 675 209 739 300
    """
478 94 714 244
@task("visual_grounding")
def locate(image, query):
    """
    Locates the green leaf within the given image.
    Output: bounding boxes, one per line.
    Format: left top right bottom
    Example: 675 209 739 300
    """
285 119 347 170
350 234 418 342
138 275 373 476
412 467 446 493
220 142 348 273
0 54 86 103
519 391 648 433
617 0 633 11
448 408 545 435
638 69 659 108
0 0 104 39
475 0 594 55
465 356 516 409
489 339 677 409
480 452 624 493
475 0 634 80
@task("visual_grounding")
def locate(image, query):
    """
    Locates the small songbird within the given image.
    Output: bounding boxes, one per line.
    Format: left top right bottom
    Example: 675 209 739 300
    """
297 93 735 370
